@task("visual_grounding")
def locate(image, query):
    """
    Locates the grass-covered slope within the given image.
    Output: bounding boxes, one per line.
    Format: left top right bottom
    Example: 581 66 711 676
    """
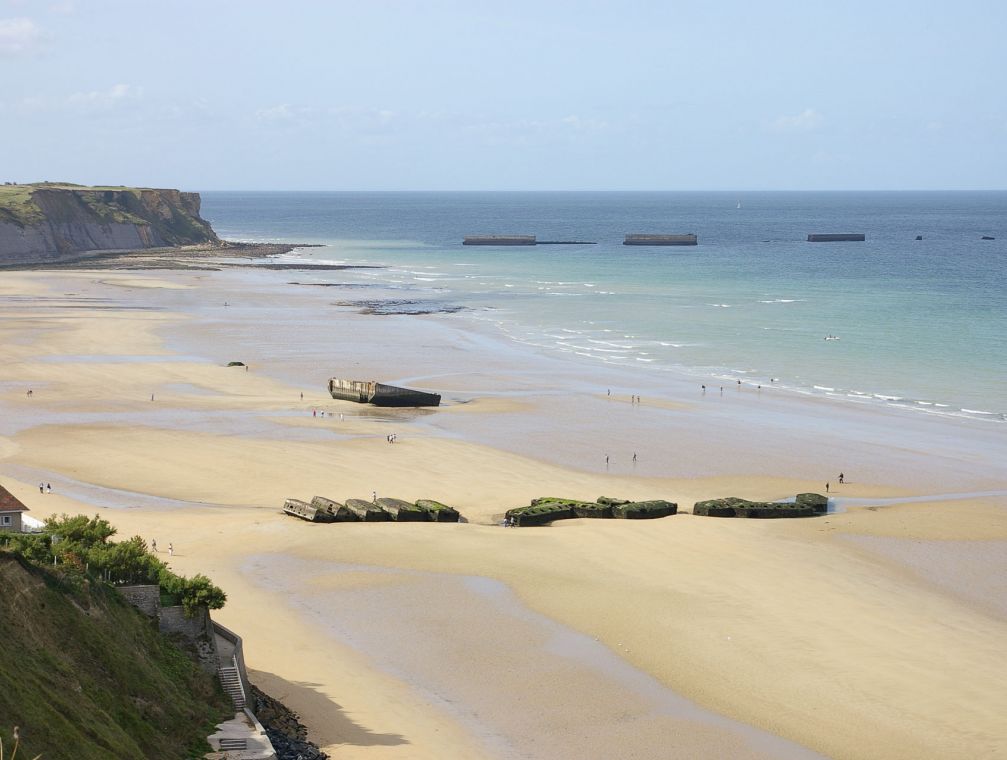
0 554 230 760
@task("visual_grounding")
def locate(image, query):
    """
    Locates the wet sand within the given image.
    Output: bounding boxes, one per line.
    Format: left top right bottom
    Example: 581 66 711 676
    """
1 265 1005 759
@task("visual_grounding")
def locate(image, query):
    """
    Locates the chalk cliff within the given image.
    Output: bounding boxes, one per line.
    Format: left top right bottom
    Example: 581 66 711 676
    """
0 183 219 265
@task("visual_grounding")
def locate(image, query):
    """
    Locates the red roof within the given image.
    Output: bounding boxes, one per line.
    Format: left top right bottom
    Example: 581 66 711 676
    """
0 484 29 512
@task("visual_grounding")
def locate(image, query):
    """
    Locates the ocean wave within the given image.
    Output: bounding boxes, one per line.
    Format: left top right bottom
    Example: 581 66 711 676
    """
813 385 835 391
709 303 732 308
758 298 805 303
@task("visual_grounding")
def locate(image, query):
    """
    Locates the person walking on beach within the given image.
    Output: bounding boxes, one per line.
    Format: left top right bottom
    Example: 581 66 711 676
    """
300 392 303 400
632 452 637 463
151 539 157 553
372 490 377 502
45 483 51 494
826 482 830 493
702 385 706 394
151 394 154 401
168 543 174 557
605 454 610 466
838 472 845 484
39 482 44 494
313 409 316 417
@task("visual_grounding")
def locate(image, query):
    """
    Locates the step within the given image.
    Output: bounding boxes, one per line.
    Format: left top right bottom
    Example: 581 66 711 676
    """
218 738 247 750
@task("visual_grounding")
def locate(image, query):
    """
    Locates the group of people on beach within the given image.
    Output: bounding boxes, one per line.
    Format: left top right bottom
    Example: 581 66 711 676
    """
38 482 51 494
825 473 845 493
150 539 173 556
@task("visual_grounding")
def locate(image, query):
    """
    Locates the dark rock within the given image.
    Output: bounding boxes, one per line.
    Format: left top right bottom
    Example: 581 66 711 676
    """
981 236 995 240
226 361 245 367
251 685 329 760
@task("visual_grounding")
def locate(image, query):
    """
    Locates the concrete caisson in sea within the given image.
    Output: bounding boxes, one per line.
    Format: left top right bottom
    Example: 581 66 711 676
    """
463 235 536 246
807 233 866 242
623 234 698 246
328 378 441 407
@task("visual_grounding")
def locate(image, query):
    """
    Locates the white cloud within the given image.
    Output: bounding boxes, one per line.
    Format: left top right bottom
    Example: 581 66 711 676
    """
66 83 143 110
48 0 76 15
769 108 825 133
256 103 297 122
0 16 43 55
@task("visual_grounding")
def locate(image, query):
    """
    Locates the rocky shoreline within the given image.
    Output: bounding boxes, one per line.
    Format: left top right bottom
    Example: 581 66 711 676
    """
251 685 329 760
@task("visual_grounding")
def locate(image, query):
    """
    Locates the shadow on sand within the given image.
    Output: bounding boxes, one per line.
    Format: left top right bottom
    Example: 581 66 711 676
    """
248 668 408 750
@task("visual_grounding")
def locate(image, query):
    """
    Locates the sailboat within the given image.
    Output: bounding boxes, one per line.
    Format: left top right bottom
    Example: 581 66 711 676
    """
736 201 742 209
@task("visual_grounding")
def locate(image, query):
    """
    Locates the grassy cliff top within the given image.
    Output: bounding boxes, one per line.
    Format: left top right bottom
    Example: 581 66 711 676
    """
0 183 158 226
0 182 218 248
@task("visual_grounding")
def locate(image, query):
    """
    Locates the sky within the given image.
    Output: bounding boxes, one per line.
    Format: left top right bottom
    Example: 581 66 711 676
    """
1 0 1005 191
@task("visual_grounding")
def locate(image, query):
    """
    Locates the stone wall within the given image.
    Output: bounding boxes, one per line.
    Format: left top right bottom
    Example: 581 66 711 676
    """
159 604 213 640
115 584 160 618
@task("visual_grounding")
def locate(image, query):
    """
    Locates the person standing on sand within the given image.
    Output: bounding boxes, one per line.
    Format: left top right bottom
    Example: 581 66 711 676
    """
39 482 44 494
839 472 845 484
168 543 173 557
45 483 51 493
372 490 377 502
151 539 157 553
826 482 830 493
605 454 610 466
632 453 637 463
300 392 303 400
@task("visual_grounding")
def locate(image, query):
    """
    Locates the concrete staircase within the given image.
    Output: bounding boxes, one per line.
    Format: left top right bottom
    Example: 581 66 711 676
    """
219 664 246 710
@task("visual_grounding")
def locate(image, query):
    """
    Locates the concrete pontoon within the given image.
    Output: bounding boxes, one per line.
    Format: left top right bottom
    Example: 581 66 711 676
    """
376 497 430 522
310 496 360 522
328 379 441 407
283 498 336 523
463 235 536 246
807 233 866 242
344 498 392 521
624 234 698 246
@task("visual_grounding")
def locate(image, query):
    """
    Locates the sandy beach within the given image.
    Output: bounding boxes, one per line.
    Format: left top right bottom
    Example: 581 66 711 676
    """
2 263 1006 759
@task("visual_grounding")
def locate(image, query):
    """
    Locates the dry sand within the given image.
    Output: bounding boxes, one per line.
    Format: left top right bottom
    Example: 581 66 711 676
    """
2 268 1005 759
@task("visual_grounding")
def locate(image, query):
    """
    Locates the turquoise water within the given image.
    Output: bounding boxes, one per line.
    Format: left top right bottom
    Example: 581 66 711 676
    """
201 191 1007 422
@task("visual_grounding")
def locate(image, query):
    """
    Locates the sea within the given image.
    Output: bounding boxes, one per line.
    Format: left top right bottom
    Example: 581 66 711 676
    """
200 191 1006 424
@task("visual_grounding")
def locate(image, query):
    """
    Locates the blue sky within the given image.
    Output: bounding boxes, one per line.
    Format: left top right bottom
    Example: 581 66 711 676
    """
2 1 1005 190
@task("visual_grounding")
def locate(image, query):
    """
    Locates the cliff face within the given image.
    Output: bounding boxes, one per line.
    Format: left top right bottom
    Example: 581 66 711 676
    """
0 184 220 265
